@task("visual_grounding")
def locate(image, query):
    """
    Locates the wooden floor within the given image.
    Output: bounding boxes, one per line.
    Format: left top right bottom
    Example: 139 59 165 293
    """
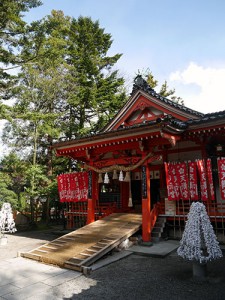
21 213 142 272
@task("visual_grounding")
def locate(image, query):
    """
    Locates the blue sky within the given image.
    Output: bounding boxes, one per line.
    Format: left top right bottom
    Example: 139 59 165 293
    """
23 0 225 113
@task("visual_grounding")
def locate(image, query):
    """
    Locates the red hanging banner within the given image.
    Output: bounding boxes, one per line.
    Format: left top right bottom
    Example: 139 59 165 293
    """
165 162 176 201
197 160 208 201
206 158 215 200
217 157 225 200
57 174 66 202
70 173 76 200
165 162 189 201
78 172 89 201
177 162 189 200
73 172 80 201
67 173 72 201
188 161 198 200
165 159 214 202
57 172 88 202
171 163 181 200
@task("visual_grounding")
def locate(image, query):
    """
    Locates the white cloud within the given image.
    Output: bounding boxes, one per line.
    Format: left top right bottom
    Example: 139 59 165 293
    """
169 62 225 113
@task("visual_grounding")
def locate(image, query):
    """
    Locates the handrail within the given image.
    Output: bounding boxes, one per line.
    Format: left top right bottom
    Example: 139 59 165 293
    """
149 202 161 233
95 202 117 220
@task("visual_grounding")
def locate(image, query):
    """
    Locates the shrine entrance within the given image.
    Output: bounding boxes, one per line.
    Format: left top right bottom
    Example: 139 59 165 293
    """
131 178 160 212
131 179 142 212
150 179 160 207
52 75 225 243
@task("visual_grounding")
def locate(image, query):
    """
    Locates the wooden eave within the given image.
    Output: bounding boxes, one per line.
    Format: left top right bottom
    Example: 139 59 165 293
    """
181 119 225 144
53 121 182 163
188 119 225 131
53 122 161 151
185 120 225 136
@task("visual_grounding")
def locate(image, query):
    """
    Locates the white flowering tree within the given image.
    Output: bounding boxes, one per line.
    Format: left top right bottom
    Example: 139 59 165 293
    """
0 202 17 238
177 202 223 279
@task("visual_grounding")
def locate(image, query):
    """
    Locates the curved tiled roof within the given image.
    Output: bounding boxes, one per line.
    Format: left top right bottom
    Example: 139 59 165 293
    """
132 75 204 118
186 110 225 126
53 115 188 149
53 77 225 149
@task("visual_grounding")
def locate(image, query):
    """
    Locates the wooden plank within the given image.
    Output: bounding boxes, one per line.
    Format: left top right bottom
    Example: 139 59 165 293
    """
84 249 98 253
21 213 142 272
20 252 41 261
60 237 76 241
79 225 141 268
42 245 58 250
48 242 64 247
80 253 92 257
64 262 82 272
70 257 84 262
35 249 48 253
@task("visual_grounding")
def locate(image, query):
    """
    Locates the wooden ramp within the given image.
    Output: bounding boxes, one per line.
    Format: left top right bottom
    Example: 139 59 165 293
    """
20 213 142 272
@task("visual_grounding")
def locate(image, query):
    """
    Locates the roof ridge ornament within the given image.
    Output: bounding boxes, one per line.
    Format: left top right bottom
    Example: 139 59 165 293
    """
131 75 204 118
132 75 155 95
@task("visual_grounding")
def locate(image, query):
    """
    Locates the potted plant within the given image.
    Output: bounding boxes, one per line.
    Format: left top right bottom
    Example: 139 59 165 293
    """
0 202 17 245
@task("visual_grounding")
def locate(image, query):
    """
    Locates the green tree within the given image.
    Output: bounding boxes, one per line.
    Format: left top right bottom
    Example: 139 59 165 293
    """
2 11 70 222
3 12 126 223
0 153 26 194
64 16 127 137
0 150 50 223
0 173 18 209
0 153 24 209
0 0 42 101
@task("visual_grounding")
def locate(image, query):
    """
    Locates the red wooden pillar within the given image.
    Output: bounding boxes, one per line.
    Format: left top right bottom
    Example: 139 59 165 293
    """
87 170 98 224
141 164 151 242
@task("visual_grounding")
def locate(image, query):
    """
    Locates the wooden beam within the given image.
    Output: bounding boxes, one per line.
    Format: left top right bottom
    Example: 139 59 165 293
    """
141 164 151 242
93 156 143 169
87 171 97 224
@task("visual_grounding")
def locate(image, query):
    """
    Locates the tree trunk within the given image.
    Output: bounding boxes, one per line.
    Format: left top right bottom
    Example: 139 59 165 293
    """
44 135 53 225
30 123 38 224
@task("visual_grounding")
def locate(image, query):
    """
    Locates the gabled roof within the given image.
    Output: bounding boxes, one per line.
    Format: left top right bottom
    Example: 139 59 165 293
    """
102 75 204 132
52 76 225 154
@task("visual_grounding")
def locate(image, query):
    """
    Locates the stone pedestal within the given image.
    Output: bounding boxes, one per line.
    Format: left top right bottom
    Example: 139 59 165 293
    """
193 261 207 280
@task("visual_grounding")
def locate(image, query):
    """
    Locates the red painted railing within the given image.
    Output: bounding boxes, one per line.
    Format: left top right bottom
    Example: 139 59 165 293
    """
95 202 117 220
175 201 225 219
149 202 162 234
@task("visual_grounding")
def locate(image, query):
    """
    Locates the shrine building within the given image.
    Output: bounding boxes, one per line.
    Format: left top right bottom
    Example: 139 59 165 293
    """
53 75 225 243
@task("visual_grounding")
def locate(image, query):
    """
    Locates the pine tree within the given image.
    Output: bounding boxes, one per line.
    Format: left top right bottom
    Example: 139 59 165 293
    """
2 12 126 222
0 172 18 209
1 0 42 101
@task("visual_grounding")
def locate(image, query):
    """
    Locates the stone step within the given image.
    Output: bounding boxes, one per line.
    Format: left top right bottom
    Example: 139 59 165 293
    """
151 217 167 240
151 227 164 234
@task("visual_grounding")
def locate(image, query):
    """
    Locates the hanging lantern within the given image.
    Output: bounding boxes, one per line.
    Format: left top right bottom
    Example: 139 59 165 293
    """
124 171 130 182
113 169 118 180
128 197 133 207
119 170 124 181
104 172 109 184
98 173 103 183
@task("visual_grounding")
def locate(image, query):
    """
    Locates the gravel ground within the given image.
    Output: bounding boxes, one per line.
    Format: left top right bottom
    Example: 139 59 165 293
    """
75 252 225 300
1 228 225 300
